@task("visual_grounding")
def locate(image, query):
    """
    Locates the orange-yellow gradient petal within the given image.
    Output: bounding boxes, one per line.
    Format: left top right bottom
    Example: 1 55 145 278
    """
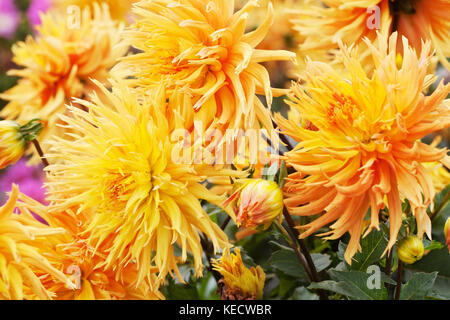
0 3 128 164
0 185 70 300
276 33 450 264
114 0 297 147
44 79 245 290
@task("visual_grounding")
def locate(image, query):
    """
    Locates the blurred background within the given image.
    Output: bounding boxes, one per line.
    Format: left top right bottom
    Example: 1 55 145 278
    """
0 0 51 204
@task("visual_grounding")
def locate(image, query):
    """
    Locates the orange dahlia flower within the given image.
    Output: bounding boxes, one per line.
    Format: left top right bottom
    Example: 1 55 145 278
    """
14 193 163 300
44 79 245 289
0 3 128 164
115 0 296 142
276 33 450 264
0 185 70 300
292 0 449 69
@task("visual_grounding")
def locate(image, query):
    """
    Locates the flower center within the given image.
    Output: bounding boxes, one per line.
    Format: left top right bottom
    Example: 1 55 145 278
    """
327 93 362 126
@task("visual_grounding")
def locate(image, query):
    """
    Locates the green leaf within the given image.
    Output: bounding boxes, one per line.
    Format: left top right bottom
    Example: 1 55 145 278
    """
328 270 388 300
423 239 444 252
196 273 219 300
429 274 450 300
311 253 332 272
278 160 288 188
268 246 331 279
409 248 450 277
337 228 387 271
278 276 298 298
289 287 319 300
399 272 438 300
268 247 309 279
163 278 200 300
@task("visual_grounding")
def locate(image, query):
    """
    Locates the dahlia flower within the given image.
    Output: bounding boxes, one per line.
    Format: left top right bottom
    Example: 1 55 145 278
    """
0 184 70 300
276 33 450 264
212 248 265 300
45 80 244 288
0 3 128 164
292 0 450 69
14 193 164 300
115 0 296 144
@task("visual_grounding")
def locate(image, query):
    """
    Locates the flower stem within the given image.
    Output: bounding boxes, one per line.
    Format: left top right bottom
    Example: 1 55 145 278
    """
282 207 328 300
220 216 231 230
274 221 314 282
32 139 49 168
200 234 222 283
395 262 403 300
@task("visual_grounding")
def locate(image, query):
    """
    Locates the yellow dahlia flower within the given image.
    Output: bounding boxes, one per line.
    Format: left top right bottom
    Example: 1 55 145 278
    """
276 33 450 264
224 179 283 229
292 0 449 69
45 80 244 289
0 3 128 164
397 236 424 264
0 185 70 300
14 193 164 300
212 248 265 300
54 0 138 21
115 0 296 142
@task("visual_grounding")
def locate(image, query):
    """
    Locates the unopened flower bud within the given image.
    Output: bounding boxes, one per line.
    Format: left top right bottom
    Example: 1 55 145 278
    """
212 248 265 300
0 120 26 169
397 236 424 264
0 119 43 169
224 179 283 229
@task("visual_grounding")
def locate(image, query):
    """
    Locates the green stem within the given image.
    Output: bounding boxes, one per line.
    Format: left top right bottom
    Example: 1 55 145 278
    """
282 207 328 300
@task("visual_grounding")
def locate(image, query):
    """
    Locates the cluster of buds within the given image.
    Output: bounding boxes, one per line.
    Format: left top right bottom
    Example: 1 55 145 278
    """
212 248 266 300
223 179 284 230
397 235 424 264
0 119 43 169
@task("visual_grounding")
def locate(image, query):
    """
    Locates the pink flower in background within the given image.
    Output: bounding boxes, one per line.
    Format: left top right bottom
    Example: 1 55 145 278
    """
0 157 47 206
27 0 52 27
0 0 20 39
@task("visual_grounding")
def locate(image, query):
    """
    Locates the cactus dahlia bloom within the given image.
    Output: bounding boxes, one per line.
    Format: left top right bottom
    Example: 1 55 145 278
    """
116 0 296 141
0 185 70 300
14 194 163 300
212 248 265 300
276 33 450 264
0 3 128 164
292 0 450 69
45 80 244 288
